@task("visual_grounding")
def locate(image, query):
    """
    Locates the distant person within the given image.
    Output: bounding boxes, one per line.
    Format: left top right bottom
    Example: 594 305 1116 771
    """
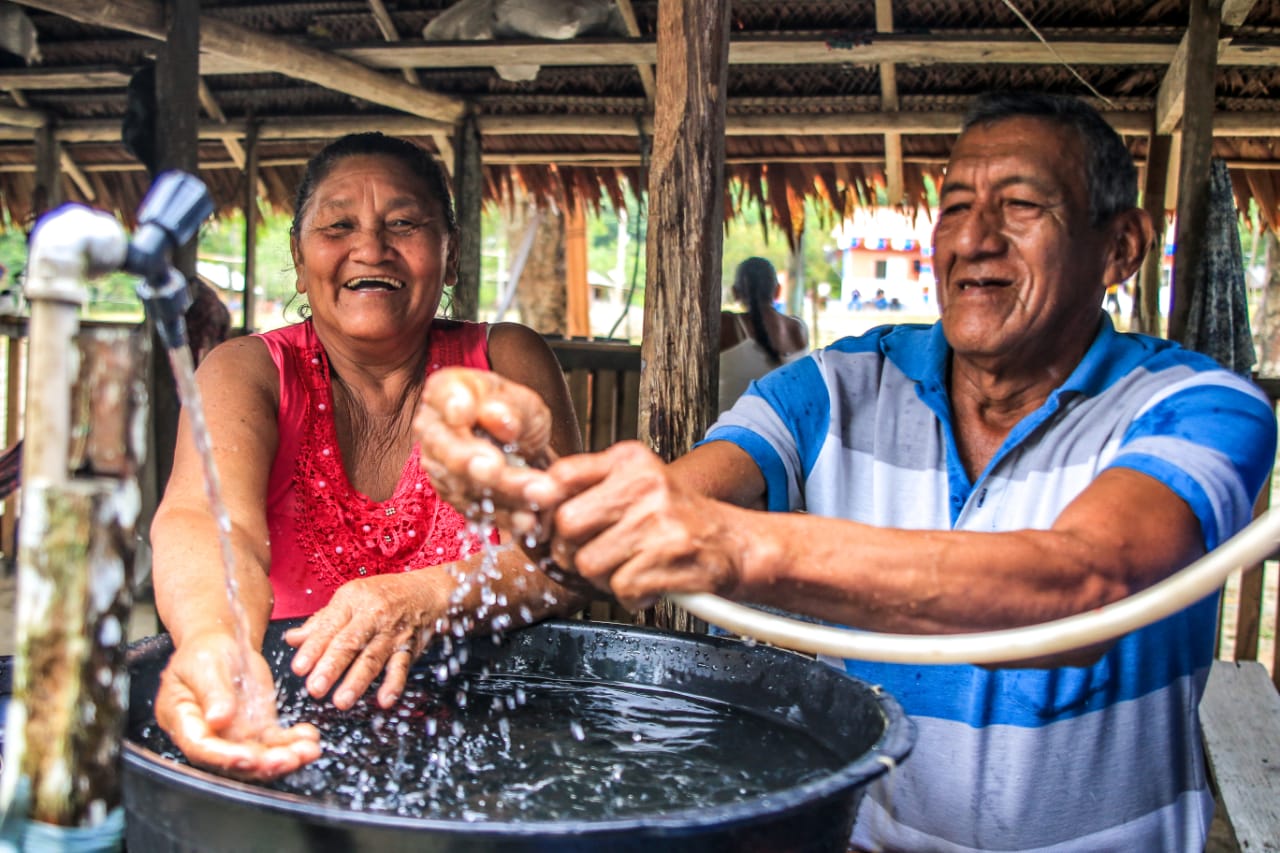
716 257 808 413
873 288 889 310
847 288 862 311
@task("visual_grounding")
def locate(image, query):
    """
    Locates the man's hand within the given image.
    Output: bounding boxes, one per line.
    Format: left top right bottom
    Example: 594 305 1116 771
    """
415 367 564 539
154 630 321 782
539 441 748 610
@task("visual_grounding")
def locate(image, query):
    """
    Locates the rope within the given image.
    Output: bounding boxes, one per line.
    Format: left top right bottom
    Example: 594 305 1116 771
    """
1000 0 1115 108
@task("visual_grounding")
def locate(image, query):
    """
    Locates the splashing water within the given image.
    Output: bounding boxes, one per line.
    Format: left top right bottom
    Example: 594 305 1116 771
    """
165 345 267 719
134 668 843 821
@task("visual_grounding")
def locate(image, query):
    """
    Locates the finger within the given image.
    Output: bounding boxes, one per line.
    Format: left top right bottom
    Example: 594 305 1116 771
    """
376 647 415 708
332 633 403 710
300 619 372 698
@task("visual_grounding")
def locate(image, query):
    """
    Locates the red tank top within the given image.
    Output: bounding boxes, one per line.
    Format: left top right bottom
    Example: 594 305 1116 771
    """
257 319 496 619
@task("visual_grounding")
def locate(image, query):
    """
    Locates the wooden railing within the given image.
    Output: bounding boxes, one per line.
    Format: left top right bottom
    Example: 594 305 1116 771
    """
544 336 642 453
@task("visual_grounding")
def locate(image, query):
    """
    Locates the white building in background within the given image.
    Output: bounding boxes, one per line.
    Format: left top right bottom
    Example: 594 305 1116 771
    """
832 208 937 315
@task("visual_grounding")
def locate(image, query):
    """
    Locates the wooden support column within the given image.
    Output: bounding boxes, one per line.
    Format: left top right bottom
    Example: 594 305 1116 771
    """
1169 0 1221 344
452 111 482 321
637 0 729 633
242 119 259 332
33 122 60 212
1137 132 1173 335
876 0 903 205
564 197 590 337
141 0 200 561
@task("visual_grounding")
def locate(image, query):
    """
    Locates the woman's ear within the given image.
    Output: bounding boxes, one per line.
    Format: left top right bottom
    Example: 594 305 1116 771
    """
1103 208 1155 286
444 231 459 287
290 234 306 294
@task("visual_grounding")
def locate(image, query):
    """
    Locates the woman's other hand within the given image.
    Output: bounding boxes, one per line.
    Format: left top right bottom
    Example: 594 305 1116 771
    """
415 367 563 538
154 630 321 781
283 570 449 710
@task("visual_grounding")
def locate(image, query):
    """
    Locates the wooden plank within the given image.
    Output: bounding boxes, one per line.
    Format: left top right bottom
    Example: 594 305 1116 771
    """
336 34 1185 71
1157 0 1258 134
1136 131 1172 335
9 0 464 122
0 66 130 89
1 336 21 566
242 119 259 333
452 113 482 322
564 368 590 453
1201 660 1280 851
613 0 655 103
1169 0 1221 345
588 369 618 452
619 369 640 444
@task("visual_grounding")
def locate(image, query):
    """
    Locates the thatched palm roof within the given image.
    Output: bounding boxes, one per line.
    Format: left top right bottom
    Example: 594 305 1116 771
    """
0 0 1277 235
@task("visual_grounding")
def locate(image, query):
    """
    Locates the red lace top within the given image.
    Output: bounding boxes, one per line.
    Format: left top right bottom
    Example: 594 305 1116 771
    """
257 319 495 619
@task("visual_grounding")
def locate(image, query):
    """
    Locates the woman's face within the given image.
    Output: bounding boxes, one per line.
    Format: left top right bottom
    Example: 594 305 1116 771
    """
291 153 454 346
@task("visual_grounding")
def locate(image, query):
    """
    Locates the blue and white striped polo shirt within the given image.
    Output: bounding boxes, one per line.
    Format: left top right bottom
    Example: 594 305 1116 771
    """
705 314 1276 852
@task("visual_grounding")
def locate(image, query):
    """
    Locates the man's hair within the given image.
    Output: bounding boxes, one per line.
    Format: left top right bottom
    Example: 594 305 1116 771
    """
961 92 1137 226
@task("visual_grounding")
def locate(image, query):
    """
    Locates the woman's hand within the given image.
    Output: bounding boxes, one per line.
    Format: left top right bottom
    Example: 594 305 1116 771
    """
415 367 564 539
154 629 322 782
540 441 748 610
284 570 449 710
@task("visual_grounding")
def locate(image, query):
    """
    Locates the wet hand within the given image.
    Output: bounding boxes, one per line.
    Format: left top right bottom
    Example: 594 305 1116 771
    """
415 367 564 539
155 630 321 782
542 442 745 610
284 571 448 711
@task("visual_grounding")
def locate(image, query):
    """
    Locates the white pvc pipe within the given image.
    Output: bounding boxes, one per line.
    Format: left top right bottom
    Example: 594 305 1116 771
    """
669 504 1280 665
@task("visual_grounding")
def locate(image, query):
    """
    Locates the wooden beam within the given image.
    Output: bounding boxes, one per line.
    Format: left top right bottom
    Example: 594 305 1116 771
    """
0 105 1273 149
1169 0 1221 344
0 102 47 128
334 33 1188 72
876 0 902 205
452 112 482 321
33 123 60 211
1137 131 1172 335
614 0 655 104
0 66 130 89
242 118 259 333
1156 0 1258 133
638 0 728 634
8 0 465 123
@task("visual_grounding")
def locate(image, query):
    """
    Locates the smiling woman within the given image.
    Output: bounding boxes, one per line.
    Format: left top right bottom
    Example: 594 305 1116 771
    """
147 132 585 783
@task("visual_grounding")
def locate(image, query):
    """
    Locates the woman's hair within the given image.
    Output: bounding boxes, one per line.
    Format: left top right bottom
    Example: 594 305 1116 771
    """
732 256 782 365
290 132 457 240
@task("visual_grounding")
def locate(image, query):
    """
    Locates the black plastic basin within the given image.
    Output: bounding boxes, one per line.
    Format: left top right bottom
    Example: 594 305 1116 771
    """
113 618 913 852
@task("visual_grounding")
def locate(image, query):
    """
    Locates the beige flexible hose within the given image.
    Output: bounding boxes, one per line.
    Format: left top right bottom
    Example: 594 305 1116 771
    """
669 505 1280 664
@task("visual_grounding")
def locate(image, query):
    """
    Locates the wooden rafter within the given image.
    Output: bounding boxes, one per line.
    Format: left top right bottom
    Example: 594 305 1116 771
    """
9 0 465 123
300 33 1280 74
876 0 902 206
614 0 655 105
6 106 1280 146
1155 0 1258 133
365 0 454 169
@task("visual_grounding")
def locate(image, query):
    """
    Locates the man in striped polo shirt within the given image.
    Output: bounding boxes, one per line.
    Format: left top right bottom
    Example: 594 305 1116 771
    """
416 92 1277 851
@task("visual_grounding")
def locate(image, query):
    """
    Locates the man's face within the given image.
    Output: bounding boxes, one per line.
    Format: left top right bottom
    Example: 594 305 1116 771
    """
932 116 1112 368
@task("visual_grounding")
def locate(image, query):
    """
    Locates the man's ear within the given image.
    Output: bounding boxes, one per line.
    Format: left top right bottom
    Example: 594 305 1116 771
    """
1103 208 1154 286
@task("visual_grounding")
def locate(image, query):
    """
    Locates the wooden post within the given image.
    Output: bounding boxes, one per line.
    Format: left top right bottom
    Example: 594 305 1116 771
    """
242 118 259 332
1168 0 1221 344
564 197 590 337
1136 132 1172 335
1 334 20 566
637 0 730 633
140 0 200 556
32 122 60 213
452 110 482 321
